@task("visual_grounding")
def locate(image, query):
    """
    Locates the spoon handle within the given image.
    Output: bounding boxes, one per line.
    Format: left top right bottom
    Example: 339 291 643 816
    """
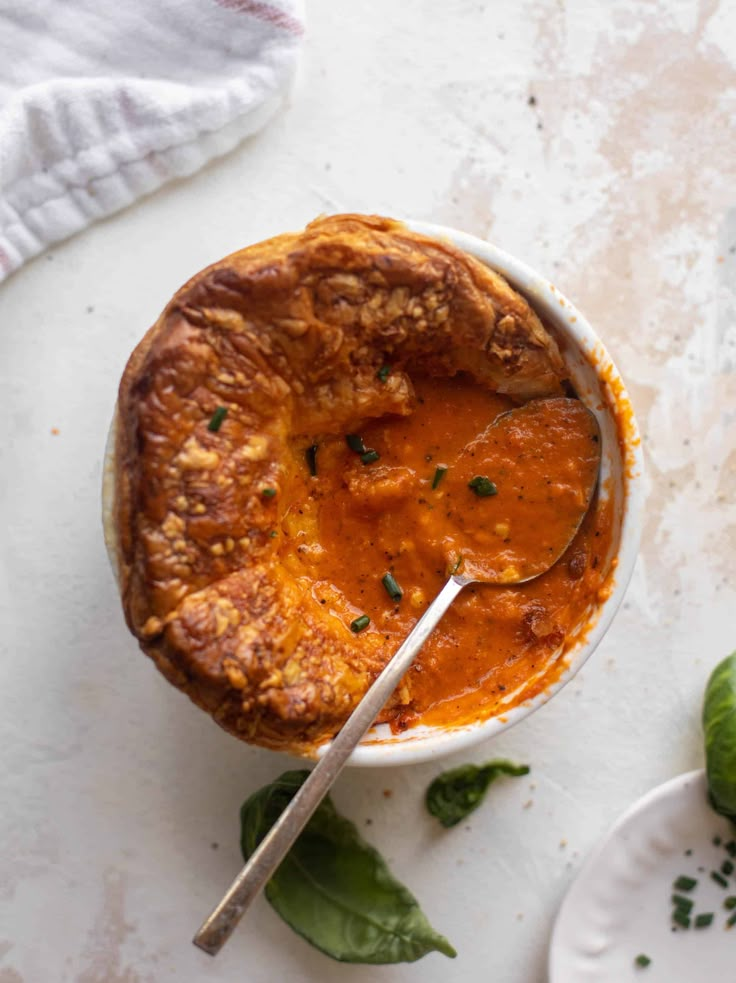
193 574 468 956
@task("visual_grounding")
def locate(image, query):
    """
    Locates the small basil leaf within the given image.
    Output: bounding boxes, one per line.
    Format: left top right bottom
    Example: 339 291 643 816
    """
240 770 456 964
426 760 530 828
703 651 736 820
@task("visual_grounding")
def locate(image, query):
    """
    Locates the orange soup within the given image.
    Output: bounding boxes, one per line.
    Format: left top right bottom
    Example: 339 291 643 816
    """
280 374 613 733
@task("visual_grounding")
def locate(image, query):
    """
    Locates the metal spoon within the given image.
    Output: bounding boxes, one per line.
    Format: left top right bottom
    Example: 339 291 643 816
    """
193 397 601 956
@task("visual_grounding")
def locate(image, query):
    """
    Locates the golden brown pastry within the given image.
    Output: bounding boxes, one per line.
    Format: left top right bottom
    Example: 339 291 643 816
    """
112 214 569 753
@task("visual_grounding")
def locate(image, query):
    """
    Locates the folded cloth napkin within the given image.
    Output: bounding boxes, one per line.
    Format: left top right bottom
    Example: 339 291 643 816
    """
0 0 304 281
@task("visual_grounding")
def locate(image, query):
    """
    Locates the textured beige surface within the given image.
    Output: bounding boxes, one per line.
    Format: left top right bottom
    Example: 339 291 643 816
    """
0 1 734 981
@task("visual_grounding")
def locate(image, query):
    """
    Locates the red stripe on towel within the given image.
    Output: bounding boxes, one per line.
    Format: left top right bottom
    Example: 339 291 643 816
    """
214 0 304 36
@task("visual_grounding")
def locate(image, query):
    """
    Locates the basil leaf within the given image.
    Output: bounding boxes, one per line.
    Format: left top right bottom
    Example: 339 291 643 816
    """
426 760 530 828
240 770 456 963
703 651 736 820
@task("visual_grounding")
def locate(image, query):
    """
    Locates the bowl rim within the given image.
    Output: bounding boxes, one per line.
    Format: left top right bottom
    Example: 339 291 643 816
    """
319 218 645 766
103 219 644 768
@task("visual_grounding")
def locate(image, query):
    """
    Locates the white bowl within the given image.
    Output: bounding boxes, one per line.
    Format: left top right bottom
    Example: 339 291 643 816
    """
103 220 644 767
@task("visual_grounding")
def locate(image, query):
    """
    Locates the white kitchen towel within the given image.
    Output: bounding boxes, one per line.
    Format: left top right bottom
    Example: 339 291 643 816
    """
0 0 304 281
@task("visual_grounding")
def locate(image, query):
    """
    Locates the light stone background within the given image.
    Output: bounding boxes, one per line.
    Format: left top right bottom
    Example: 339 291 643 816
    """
1 1 735 981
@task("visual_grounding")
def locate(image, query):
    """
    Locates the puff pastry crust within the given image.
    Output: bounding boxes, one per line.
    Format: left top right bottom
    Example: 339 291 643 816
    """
113 214 566 753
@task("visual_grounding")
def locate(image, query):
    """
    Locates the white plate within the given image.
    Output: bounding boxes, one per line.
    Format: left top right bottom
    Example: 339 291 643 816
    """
549 770 736 981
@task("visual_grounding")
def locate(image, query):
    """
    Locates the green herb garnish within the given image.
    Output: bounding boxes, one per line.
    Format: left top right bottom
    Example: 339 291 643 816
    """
712 871 729 888
674 876 698 892
207 406 228 431
673 909 691 929
240 771 456 963
634 954 651 968
467 475 498 498
306 444 318 476
728 911 736 928
350 614 370 633
432 465 448 490
726 840 736 857
426 760 529 829
703 651 736 821
722 859 734 876
346 434 366 454
261 488 277 498
382 573 403 603
694 912 714 928
377 365 391 383
724 896 736 909
361 449 380 465
672 895 694 914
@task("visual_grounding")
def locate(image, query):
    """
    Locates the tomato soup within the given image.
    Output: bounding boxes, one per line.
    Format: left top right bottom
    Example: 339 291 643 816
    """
280 374 613 733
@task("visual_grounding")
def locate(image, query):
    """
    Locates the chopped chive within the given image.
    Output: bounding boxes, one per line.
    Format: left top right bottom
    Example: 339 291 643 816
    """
346 433 366 454
714 836 722 846
634 954 651 969
261 487 277 498
726 840 736 858
381 572 403 603
671 895 694 914
361 449 380 465
672 909 691 929
724 896 736 909
694 912 714 928
432 464 448 490
722 860 734 876
674 876 697 892
269 530 277 538
712 871 729 888
376 365 391 383
468 475 498 497
728 911 736 928
207 406 228 431
350 614 370 633
306 444 318 476
450 555 463 576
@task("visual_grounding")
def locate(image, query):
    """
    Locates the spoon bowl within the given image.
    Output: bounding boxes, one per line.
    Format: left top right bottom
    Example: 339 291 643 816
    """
443 396 601 585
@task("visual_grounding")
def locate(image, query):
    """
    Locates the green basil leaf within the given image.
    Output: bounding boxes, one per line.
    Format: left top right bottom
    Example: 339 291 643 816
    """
703 651 736 820
426 760 530 828
240 770 456 963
